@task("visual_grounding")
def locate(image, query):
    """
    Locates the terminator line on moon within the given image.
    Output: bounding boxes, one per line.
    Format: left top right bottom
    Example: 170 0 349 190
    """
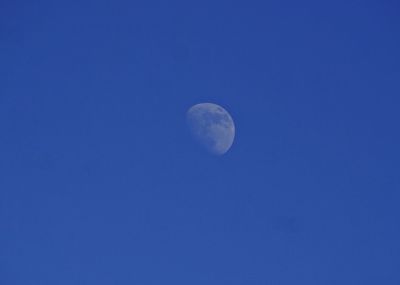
186 103 235 155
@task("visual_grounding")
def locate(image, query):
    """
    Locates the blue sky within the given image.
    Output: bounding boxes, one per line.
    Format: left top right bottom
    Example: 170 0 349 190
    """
1 0 400 284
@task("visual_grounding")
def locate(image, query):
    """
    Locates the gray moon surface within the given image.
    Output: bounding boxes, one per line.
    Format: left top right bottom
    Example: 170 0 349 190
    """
186 103 235 155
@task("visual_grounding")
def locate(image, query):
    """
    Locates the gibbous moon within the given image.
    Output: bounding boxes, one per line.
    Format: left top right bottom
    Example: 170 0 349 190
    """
186 103 235 155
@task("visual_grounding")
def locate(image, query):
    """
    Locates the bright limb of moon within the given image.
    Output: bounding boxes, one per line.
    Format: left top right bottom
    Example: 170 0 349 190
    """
186 103 235 155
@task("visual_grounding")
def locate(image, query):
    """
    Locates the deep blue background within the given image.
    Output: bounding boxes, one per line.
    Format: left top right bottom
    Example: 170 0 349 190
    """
1 0 400 284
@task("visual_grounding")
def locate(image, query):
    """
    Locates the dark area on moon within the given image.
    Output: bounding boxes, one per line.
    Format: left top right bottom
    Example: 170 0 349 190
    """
187 113 220 149
199 108 231 129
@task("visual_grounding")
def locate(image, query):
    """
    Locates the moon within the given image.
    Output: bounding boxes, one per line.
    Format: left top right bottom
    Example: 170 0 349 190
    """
186 103 235 155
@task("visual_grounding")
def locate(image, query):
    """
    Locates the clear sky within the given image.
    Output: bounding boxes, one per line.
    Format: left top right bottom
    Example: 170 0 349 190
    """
1 0 399 284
